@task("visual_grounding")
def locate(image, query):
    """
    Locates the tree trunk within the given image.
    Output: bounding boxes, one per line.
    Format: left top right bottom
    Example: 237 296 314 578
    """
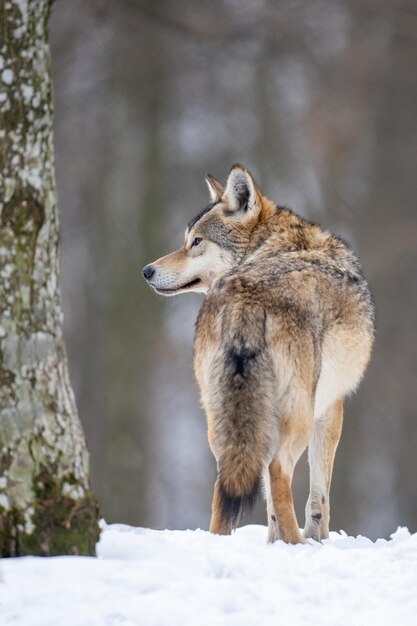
0 0 99 555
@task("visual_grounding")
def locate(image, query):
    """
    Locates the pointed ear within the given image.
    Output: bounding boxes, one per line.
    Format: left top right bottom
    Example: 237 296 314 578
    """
223 164 261 219
205 174 225 203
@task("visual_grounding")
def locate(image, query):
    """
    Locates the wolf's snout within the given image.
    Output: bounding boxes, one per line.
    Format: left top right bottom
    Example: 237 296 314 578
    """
142 264 155 281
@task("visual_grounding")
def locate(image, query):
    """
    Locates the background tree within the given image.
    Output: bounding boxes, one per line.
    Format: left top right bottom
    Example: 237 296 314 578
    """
0 0 99 556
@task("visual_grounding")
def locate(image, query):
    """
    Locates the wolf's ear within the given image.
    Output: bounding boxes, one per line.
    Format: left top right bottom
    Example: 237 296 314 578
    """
205 174 225 203
223 164 260 218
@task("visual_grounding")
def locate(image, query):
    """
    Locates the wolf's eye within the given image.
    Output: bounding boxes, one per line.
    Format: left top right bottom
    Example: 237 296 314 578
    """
192 237 202 248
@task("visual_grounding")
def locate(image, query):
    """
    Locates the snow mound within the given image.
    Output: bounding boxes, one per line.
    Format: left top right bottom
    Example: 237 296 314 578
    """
1 523 417 626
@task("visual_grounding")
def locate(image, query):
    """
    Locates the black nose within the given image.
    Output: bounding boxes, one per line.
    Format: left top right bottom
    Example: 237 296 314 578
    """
142 264 155 281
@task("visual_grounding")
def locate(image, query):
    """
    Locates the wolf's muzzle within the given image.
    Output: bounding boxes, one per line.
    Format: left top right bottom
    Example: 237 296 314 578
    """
142 264 155 281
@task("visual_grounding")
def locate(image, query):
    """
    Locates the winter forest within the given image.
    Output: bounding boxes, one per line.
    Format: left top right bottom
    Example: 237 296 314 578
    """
51 0 417 539
1 1 417 624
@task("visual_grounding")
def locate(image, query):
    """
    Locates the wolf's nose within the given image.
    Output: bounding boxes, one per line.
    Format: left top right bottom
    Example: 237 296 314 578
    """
142 264 155 281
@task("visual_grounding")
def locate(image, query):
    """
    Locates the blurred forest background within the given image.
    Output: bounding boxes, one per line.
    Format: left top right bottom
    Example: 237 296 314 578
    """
49 0 417 539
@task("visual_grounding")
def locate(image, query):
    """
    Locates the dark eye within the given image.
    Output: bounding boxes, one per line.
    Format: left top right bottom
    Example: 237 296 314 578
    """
192 237 202 248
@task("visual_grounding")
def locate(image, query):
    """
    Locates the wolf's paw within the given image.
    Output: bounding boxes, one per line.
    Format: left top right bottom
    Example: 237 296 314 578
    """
304 514 329 543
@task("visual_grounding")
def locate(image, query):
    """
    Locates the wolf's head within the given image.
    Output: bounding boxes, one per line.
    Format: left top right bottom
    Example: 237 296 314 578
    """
142 164 271 296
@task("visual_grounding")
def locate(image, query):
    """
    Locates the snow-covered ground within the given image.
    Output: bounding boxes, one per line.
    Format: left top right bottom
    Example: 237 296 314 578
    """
1 523 417 626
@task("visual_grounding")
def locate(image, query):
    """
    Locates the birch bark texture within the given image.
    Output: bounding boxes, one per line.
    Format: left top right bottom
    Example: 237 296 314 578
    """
0 0 99 555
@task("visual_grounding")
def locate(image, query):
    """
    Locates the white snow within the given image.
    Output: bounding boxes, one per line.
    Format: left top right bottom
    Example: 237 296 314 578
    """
1 523 417 626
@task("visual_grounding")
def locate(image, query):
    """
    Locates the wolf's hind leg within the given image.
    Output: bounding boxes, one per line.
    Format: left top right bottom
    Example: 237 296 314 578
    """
269 416 311 544
209 477 232 535
304 399 343 542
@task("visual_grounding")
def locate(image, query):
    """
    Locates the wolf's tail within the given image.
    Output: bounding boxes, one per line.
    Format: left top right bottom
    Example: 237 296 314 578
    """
214 308 276 529
217 452 261 529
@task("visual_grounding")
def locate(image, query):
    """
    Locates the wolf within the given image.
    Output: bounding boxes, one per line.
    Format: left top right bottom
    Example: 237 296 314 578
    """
142 164 374 544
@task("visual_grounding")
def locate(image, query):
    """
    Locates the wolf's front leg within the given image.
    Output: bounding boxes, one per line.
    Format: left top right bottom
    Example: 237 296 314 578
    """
304 400 343 542
263 470 279 543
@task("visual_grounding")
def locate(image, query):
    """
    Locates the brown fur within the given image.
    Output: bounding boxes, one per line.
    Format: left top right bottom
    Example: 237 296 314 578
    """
143 164 374 543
